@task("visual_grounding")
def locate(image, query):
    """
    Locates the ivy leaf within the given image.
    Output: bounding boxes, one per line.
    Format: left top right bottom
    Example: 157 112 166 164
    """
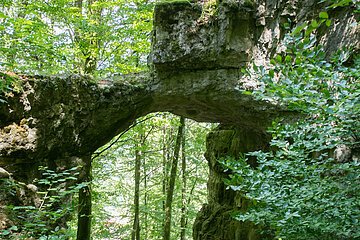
319 11 329 19
326 19 332 27
292 23 307 36
311 20 319 28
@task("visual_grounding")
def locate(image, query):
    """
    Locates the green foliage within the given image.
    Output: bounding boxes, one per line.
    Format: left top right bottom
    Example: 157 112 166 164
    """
200 0 218 20
1 1 211 239
320 0 360 12
0 166 84 239
0 72 22 102
0 72 13 102
90 113 210 239
222 151 360 239
223 10 360 240
248 11 359 140
157 0 192 4
0 0 154 76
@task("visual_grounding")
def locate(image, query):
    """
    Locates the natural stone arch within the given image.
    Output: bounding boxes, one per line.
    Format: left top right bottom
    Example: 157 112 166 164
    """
0 0 358 239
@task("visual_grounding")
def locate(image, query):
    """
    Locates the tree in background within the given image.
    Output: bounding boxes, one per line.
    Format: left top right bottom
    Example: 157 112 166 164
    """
0 0 153 76
163 116 185 240
1 1 210 239
91 113 210 239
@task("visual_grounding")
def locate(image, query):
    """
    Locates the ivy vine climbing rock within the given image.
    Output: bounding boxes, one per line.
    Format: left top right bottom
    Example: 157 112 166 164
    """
0 0 359 239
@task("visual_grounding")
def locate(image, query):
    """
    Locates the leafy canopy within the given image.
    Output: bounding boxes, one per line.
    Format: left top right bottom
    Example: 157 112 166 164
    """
0 0 154 76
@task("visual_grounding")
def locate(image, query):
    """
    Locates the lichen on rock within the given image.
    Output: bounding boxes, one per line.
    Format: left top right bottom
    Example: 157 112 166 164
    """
0 118 37 156
150 0 257 70
0 0 358 238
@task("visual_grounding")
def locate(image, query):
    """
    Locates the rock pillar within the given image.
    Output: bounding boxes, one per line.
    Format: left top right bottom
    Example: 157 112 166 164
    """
193 125 270 240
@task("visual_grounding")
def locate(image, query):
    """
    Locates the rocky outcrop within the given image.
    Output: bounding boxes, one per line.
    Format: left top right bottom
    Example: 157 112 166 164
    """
193 126 271 240
0 0 358 238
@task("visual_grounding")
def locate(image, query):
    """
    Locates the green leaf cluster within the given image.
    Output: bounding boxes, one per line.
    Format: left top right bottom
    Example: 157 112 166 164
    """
0 166 84 239
225 9 360 240
90 113 211 239
0 0 154 77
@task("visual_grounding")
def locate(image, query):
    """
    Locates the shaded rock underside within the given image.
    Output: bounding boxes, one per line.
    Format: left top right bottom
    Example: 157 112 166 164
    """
0 0 359 239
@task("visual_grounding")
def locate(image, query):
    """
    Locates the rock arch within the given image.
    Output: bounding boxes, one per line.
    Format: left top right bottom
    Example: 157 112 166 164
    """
0 0 358 239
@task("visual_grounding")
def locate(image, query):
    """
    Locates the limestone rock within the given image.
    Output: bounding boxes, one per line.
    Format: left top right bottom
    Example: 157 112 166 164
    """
150 1 254 70
26 184 38 193
0 0 358 237
193 125 270 239
0 167 10 179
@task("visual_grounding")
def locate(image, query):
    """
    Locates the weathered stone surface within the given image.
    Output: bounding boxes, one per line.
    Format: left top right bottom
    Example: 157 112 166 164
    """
150 1 254 70
150 68 295 128
193 125 271 240
0 167 10 179
150 0 359 68
149 1 359 239
1 74 151 160
0 0 358 238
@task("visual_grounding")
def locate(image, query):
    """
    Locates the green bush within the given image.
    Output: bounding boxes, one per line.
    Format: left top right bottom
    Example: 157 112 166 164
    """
222 9 360 240
0 166 85 239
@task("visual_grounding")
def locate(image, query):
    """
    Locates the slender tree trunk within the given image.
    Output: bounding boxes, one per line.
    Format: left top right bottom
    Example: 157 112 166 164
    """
163 117 185 240
180 119 187 240
77 155 92 240
143 155 148 239
131 143 142 240
132 124 153 240
162 126 168 213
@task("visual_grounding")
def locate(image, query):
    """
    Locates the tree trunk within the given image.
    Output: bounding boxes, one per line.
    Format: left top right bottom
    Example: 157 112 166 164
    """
162 126 169 213
143 153 148 240
131 144 142 240
163 117 185 240
1 1 358 239
180 118 187 240
77 156 92 240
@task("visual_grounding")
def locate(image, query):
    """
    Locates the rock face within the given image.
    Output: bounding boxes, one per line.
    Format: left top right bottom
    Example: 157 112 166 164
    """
150 1 253 70
0 0 359 238
193 126 271 240
149 2 358 238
